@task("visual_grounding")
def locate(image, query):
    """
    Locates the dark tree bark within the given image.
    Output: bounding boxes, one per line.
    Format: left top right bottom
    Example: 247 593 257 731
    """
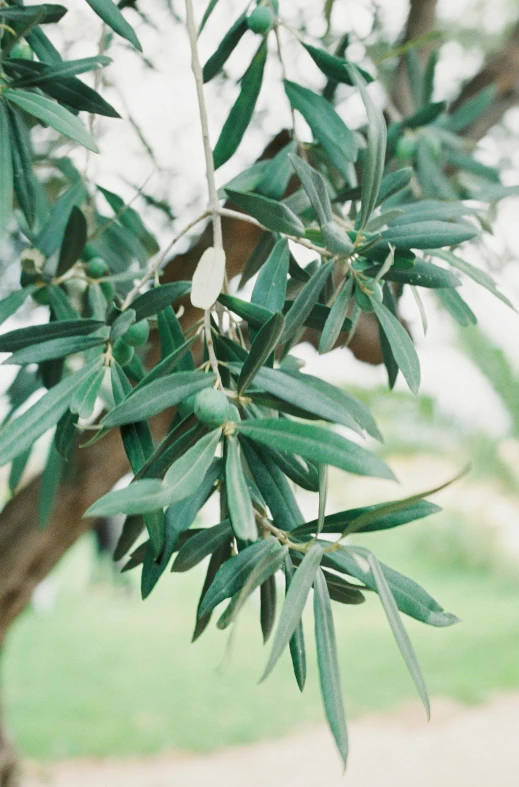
392 0 439 115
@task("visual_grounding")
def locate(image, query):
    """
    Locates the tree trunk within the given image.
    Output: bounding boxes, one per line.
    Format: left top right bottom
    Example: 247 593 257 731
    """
0 675 19 787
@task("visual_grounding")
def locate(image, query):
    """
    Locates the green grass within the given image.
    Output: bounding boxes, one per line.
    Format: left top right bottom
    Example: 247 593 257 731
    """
4 515 519 761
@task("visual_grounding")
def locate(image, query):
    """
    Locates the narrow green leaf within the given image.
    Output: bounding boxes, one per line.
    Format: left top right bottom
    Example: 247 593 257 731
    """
54 408 78 460
0 102 14 239
225 435 257 542
222 543 286 630
192 541 233 641
251 238 289 313
347 65 386 230
436 287 477 326
202 12 248 82
9 447 32 494
133 338 196 392
109 308 136 344
445 85 495 133
130 282 191 322
113 516 144 562
84 0 142 50
70 358 105 419
260 574 278 644
172 520 233 573
225 188 305 236
198 0 221 34
365 258 461 289
101 371 215 427
6 101 37 228
288 154 332 226
379 221 477 249
284 554 306 691
38 438 65 529
240 438 304 531
6 89 99 152
0 286 38 327
319 276 354 354
314 567 348 770
261 543 323 681
367 552 430 718
213 42 267 170
237 419 394 480
56 205 87 275
5 334 105 366
198 539 275 619
0 363 94 466
0 319 104 352
283 261 334 343
9 55 111 86
371 299 421 394
35 180 86 258
293 499 441 538
157 305 194 368
324 546 459 627
303 43 372 86
432 250 514 310
141 464 220 598
85 478 165 517
161 428 221 507
284 81 357 174
0 4 66 23
235 364 364 435
218 293 273 328
238 312 285 392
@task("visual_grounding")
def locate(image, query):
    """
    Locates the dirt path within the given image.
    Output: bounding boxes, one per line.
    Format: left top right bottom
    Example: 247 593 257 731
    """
23 693 519 786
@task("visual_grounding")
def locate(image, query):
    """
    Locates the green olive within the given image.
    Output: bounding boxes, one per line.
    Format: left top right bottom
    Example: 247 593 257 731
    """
395 134 418 161
194 388 230 427
112 338 134 367
124 320 150 347
10 41 34 61
87 257 109 279
247 6 275 35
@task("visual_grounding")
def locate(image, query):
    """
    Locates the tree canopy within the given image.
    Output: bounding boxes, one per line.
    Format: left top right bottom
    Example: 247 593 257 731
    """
0 0 517 774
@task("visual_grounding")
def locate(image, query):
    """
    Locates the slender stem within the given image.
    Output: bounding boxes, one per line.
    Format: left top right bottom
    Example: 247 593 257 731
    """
217 207 337 258
185 0 224 386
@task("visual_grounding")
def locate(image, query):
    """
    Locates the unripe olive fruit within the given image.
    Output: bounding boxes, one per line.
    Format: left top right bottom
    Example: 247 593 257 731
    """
194 388 230 427
100 280 115 301
87 257 109 279
112 338 134 367
247 6 275 35
10 41 34 60
321 221 354 256
395 134 418 161
124 320 150 347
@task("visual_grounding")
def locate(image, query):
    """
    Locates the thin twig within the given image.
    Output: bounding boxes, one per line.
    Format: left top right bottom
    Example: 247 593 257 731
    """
185 0 223 387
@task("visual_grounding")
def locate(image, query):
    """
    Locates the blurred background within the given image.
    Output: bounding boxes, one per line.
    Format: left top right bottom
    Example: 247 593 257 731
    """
1 0 519 784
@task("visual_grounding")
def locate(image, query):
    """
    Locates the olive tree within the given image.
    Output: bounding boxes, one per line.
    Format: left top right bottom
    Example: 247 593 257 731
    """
0 0 517 782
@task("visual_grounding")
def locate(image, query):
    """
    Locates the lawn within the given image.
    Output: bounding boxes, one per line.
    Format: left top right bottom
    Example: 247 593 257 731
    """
4 507 519 760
